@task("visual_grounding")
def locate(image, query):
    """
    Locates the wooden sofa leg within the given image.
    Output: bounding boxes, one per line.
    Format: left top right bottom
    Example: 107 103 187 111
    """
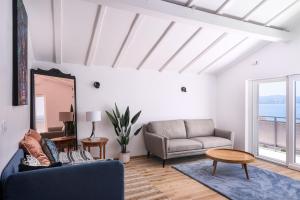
163 159 166 168
147 151 150 158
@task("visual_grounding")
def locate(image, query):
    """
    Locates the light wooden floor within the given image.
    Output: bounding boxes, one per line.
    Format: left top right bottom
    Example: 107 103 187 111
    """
125 155 300 200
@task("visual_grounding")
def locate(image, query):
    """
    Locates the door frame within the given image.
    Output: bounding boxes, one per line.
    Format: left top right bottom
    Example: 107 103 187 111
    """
288 75 300 170
249 75 300 171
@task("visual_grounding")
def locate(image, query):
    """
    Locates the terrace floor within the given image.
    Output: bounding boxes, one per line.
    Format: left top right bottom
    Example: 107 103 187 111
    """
259 146 300 164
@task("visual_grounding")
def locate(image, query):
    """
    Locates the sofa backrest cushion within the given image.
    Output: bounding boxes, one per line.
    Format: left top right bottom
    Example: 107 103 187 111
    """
1 149 25 181
147 120 187 139
185 119 215 138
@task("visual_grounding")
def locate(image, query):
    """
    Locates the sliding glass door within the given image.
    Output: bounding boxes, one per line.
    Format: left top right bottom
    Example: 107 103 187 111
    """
252 75 300 170
254 79 287 163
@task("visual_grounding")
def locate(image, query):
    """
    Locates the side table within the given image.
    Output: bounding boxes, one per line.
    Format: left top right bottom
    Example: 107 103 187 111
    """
80 137 109 159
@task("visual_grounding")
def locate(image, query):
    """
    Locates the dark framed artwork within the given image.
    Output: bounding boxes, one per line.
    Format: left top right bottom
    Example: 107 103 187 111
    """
12 0 28 106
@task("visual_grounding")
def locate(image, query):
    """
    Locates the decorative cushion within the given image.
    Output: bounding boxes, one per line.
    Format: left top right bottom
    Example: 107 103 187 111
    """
168 139 203 152
41 138 59 163
191 136 232 149
185 119 215 138
20 135 51 166
59 150 94 164
26 129 42 142
147 120 187 139
19 155 62 172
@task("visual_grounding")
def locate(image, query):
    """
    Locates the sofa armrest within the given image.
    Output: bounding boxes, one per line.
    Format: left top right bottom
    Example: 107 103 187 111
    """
214 128 234 144
143 130 168 159
2 160 124 200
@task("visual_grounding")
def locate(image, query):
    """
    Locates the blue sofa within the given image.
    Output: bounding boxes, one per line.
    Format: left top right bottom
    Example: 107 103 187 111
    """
0 149 124 200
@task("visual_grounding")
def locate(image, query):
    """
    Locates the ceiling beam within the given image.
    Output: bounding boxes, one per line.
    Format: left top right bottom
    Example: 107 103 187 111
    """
159 27 202 72
112 14 143 68
198 37 248 75
85 5 107 66
137 21 175 70
185 0 198 7
216 0 230 14
179 33 227 73
52 0 63 64
84 0 292 42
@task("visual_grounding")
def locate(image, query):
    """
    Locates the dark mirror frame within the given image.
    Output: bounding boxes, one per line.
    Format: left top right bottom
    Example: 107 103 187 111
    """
30 68 78 142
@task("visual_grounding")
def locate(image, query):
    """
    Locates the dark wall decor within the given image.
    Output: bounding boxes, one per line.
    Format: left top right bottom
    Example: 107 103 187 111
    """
93 81 100 89
12 0 28 106
181 87 187 93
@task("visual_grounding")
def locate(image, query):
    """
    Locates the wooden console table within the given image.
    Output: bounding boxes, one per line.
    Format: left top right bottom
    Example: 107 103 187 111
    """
51 136 77 152
80 137 109 159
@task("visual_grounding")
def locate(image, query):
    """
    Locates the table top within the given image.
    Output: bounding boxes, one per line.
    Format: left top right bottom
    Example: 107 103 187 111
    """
80 137 109 144
206 149 255 164
51 136 76 142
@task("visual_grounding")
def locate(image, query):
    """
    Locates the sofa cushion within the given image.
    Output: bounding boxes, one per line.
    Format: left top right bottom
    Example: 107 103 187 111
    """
41 138 59 163
191 136 232 149
168 139 203 152
147 120 187 139
26 129 42 142
20 135 51 166
185 119 215 138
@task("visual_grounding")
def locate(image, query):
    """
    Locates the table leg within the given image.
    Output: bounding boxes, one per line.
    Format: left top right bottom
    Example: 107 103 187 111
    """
103 145 106 159
99 144 102 159
212 161 217 176
243 164 249 180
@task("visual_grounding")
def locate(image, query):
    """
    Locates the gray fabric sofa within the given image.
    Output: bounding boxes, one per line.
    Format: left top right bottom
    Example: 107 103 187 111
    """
143 119 234 167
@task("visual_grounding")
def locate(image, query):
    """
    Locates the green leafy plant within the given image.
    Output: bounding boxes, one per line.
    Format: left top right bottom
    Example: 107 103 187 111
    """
106 104 142 153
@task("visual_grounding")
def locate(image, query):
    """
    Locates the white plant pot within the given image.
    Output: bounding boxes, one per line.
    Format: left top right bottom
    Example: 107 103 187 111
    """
119 152 130 164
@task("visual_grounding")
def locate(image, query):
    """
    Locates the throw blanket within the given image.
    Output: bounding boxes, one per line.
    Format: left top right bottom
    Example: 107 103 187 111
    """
59 150 94 164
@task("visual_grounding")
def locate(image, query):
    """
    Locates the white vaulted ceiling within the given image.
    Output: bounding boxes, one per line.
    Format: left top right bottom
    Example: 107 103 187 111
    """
24 0 300 74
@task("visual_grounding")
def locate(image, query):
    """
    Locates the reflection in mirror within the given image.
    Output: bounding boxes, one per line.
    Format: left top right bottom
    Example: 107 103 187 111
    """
34 74 75 137
31 69 77 152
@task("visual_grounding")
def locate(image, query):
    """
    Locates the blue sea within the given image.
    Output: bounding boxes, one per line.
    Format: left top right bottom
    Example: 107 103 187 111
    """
259 104 300 121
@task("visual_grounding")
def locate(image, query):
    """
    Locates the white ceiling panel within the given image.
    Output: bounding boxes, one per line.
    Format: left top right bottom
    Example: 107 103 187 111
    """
24 0 54 62
192 0 226 11
94 8 136 67
117 16 171 69
185 33 245 73
267 1 300 29
164 28 224 72
205 39 268 74
62 0 98 64
220 0 263 18
246 0 296 24
141 22 198 70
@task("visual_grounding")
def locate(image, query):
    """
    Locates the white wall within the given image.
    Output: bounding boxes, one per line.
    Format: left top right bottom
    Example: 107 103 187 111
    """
0 0 30 171
33 63 217 159
216 36 300 150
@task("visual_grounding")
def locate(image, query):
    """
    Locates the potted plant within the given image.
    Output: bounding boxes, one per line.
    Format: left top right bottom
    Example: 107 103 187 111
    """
106 104 142 163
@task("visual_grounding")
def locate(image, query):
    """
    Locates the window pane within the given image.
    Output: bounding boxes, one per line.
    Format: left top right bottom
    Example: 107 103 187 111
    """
258 81 286 162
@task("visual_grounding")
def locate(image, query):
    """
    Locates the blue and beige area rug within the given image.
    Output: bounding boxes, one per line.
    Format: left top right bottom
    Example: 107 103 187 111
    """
173 160 300 200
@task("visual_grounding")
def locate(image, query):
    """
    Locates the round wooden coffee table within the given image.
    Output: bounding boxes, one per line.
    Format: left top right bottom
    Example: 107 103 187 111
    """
206 149 255 179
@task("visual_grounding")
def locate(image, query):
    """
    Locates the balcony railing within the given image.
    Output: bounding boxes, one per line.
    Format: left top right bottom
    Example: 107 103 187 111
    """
258 116 300 151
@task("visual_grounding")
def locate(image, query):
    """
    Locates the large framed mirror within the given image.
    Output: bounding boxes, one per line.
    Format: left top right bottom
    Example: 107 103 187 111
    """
30 68 77 151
